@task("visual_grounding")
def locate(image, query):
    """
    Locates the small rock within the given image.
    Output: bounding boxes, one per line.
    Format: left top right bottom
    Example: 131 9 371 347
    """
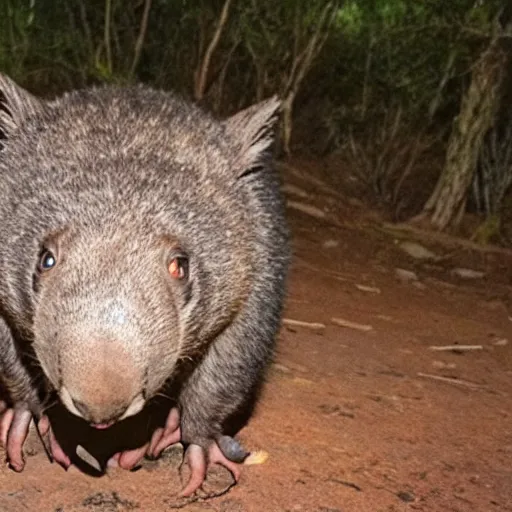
395 268 418 282
319 404 355 418
432 360 457 370
398 241 439 260
220 499 246 512
244 450 269 466
273 363 292 374
322 239 339 249
451 268 485 279
82 492 138 510
493 338 508 346
292 377 315 387
157 443 184 469
355 283 381 294
76 445 101 472
397 490 415 502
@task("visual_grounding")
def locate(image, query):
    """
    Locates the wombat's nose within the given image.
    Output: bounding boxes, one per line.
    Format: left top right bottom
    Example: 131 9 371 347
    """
68 394 127 424
71 396 144 426
58 338 145 424
61 385 146 424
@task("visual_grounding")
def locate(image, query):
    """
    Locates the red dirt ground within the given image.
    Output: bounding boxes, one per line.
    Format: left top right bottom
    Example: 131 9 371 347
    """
0 160 511 511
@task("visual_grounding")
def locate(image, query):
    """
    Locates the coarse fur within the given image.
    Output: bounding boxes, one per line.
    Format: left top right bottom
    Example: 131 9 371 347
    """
0 74 290 458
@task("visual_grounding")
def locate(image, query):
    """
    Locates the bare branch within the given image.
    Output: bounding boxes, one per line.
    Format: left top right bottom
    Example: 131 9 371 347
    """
130 0 153 79
288 1 338 97
281 1 340 155
194 0 234 101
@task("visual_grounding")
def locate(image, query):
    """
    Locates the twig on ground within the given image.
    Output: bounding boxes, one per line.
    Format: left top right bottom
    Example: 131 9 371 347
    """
355 284 381 294
429 344 484 351
331 317 373 332
282 318 326 331
417 372 485 389
286 200 326 219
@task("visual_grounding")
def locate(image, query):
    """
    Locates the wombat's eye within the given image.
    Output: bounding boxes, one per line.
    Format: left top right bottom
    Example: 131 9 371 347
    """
37 249 57 273
168 255 188 281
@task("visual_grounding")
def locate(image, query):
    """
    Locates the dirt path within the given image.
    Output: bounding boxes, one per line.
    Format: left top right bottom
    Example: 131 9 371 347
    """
1 165 511 512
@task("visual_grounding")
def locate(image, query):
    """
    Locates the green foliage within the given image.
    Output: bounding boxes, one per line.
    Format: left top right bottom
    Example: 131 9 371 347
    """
0 0 499 108
0 0 506 139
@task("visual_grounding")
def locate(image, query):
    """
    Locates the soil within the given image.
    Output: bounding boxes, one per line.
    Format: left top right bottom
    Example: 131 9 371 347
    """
1 159 511 512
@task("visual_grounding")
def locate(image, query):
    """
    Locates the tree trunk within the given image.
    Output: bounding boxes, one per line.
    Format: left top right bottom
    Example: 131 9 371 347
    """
422 39 507 230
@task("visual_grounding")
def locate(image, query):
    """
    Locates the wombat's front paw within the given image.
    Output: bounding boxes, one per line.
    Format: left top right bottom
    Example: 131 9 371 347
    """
0 403 68 471
179 438 248 498
108 406 181 470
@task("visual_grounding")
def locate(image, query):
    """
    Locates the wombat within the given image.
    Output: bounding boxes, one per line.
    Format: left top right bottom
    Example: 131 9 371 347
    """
0 73 290 496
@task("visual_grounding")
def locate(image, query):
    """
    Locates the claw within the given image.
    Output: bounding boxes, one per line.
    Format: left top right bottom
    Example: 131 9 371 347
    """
208 442 242 482
178 440 245 498
49 427 71 469
150 407 180 458
147 427 164 459
118 442 149 470
34 415 53 463
0 408 14 448
5 408 32 472
179 444 207 497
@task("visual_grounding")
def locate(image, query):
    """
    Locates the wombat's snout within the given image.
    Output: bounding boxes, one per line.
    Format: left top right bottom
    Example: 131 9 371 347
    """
60 386 145 426
58 339 146 426
61 386 145 426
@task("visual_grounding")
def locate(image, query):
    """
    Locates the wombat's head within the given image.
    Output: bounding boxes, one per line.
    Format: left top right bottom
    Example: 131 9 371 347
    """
32 224 191 425
0 74 282 426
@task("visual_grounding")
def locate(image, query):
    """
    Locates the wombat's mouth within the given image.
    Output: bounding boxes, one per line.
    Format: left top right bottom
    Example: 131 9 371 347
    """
90 421 115 429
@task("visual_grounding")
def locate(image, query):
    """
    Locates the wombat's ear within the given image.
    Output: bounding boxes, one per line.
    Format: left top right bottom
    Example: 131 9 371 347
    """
0 73 44 137
223 96 281 177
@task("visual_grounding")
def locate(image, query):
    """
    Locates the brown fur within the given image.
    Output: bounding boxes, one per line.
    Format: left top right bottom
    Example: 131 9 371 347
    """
0 74 290 453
